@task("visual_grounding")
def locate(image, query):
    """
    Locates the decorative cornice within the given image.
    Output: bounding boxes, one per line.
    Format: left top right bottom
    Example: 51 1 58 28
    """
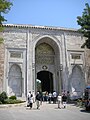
3 24 78 32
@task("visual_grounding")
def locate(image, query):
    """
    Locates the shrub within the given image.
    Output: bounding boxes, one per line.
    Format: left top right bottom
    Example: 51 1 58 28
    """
4 99 24 104
0 92 25 104
9 95 17 100
0 91 8 103
0 101 2 104
76 99 83 107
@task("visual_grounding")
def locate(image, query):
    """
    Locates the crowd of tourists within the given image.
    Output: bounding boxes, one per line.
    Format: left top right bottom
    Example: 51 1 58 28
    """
27 90 70 109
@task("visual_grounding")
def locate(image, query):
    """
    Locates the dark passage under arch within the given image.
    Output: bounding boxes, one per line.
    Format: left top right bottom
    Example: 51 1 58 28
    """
37 71 53 93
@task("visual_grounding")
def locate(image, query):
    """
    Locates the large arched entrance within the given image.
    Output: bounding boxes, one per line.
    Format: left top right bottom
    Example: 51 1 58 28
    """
37 71 53 93
35 37 60 93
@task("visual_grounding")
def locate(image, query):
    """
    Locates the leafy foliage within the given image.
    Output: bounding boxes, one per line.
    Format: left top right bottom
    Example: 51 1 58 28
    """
9 95 17 100
0 0 12 43
4 99 23 104
0 0 13 24
0 91 8 103
77 3 90 49
0 92 25 104
0 37 3 43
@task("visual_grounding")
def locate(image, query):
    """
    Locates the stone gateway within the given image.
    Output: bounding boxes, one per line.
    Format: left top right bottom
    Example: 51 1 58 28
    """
0 24 88 99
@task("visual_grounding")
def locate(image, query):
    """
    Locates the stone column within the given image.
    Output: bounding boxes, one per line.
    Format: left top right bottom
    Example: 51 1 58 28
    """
0 43 5 92
58 64 63 94
85 48 90 85
27 29 33 94
61 33 68 91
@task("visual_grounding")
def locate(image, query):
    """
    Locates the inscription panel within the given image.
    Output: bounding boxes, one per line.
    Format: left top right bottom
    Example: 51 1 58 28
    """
10 51 23 58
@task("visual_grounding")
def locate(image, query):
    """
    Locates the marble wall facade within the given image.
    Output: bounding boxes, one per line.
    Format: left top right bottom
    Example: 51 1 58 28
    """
0 24 88 99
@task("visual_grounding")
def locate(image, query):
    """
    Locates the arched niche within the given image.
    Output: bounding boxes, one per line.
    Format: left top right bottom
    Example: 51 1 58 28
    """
8 64 22 97
69 65 85 99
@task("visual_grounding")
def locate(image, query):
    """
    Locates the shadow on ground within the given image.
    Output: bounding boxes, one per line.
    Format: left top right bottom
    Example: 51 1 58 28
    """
80 109 90 113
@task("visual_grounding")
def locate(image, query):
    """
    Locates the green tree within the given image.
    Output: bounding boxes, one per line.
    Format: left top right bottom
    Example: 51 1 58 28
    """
77 3 90 49
0 0 12 43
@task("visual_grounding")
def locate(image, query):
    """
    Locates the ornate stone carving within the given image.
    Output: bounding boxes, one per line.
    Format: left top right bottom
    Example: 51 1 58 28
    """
35 43 55 64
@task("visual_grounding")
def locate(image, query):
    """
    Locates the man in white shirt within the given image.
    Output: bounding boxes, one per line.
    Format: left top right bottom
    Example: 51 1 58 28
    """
57 94 62 108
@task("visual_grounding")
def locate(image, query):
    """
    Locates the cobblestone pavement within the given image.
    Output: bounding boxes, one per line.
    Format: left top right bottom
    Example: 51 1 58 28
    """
0 102 90 120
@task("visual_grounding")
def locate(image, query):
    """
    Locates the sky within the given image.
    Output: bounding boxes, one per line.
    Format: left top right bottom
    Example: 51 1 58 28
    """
4 0 90 29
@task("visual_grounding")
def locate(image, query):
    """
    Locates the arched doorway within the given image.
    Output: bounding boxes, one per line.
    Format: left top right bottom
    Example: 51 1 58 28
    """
8 64 22 97
37 71 53 93
35 37 60 93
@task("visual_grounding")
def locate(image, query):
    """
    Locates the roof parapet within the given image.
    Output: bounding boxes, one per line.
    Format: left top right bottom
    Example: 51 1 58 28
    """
3 24 78 32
